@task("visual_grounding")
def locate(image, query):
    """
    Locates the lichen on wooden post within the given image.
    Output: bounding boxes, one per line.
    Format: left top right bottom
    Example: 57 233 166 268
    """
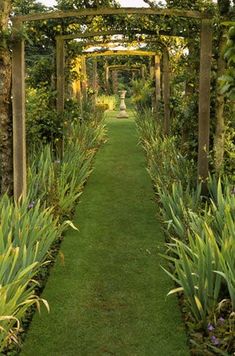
198 19 213 188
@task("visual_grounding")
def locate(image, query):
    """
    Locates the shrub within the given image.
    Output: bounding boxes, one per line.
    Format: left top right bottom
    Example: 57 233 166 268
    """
96 95 117 111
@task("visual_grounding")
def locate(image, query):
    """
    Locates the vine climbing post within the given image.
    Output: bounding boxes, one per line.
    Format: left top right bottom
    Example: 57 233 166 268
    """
12 19 26 201
198 19 213 189
162 48 170 135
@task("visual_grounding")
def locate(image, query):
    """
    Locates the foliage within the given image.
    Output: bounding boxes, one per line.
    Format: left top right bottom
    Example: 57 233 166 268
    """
28 114 106 218
26 87 61 148
0 195 62 352
135 109 235 354
1 100 106 351
96 95 117 111
223 123 235 180
220 26 235 100
131 79 154 112
161 226 222 325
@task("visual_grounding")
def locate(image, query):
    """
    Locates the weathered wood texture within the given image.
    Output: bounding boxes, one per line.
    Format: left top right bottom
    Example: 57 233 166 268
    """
14 8 210 22
162 49 170 135
198 19 213 184
12 21 26 200
56 37 65 113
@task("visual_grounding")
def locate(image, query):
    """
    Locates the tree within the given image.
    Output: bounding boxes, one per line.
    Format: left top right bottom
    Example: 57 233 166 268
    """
0 0 13 195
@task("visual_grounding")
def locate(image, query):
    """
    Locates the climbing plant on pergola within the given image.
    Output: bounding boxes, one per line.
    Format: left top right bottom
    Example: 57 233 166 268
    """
12 7 212 200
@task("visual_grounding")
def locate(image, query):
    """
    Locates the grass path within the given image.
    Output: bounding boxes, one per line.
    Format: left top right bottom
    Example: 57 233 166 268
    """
21 114 189 355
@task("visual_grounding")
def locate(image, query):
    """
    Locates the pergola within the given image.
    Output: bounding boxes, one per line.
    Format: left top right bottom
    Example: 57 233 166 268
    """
12 7 212 200
57 30 170 124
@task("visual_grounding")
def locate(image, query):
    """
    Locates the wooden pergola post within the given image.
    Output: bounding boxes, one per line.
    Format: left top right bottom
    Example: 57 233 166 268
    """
12 19 26 201
112 70 118 94
56 37 65 113
154 54 161 114
92 57 98 101
56 37 65 158
141 65 145 80
198 19 213 187
105 62 110 94
81 56 87 100
162 48 170 135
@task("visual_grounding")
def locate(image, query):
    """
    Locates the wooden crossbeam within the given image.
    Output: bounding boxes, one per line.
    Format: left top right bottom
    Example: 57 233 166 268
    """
60 30 155 41
59 29 188 41
85 50 156 57
83 39 165 49
109 67 141 71
13 7 211 22
108 65 142 70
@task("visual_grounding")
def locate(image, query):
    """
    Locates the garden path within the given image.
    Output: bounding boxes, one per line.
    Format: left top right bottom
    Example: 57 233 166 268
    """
22 113 189 355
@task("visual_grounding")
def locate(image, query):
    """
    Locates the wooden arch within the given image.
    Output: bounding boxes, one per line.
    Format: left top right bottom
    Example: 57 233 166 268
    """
56 31 170 131
12 7 212 199
71 49 161 119
56 30 168 113
56 30 170 139
106 65 144 95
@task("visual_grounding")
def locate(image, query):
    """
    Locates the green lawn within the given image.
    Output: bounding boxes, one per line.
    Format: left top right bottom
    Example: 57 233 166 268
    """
21 113 189 355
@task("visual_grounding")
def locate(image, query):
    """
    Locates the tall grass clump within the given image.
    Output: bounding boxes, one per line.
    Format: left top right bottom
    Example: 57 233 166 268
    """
1 104 106 352
0 195 70 352
135 108 235 353
28 116 106 218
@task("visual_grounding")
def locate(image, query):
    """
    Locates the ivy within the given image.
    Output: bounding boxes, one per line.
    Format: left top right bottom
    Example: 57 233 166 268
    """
220 25 235 100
